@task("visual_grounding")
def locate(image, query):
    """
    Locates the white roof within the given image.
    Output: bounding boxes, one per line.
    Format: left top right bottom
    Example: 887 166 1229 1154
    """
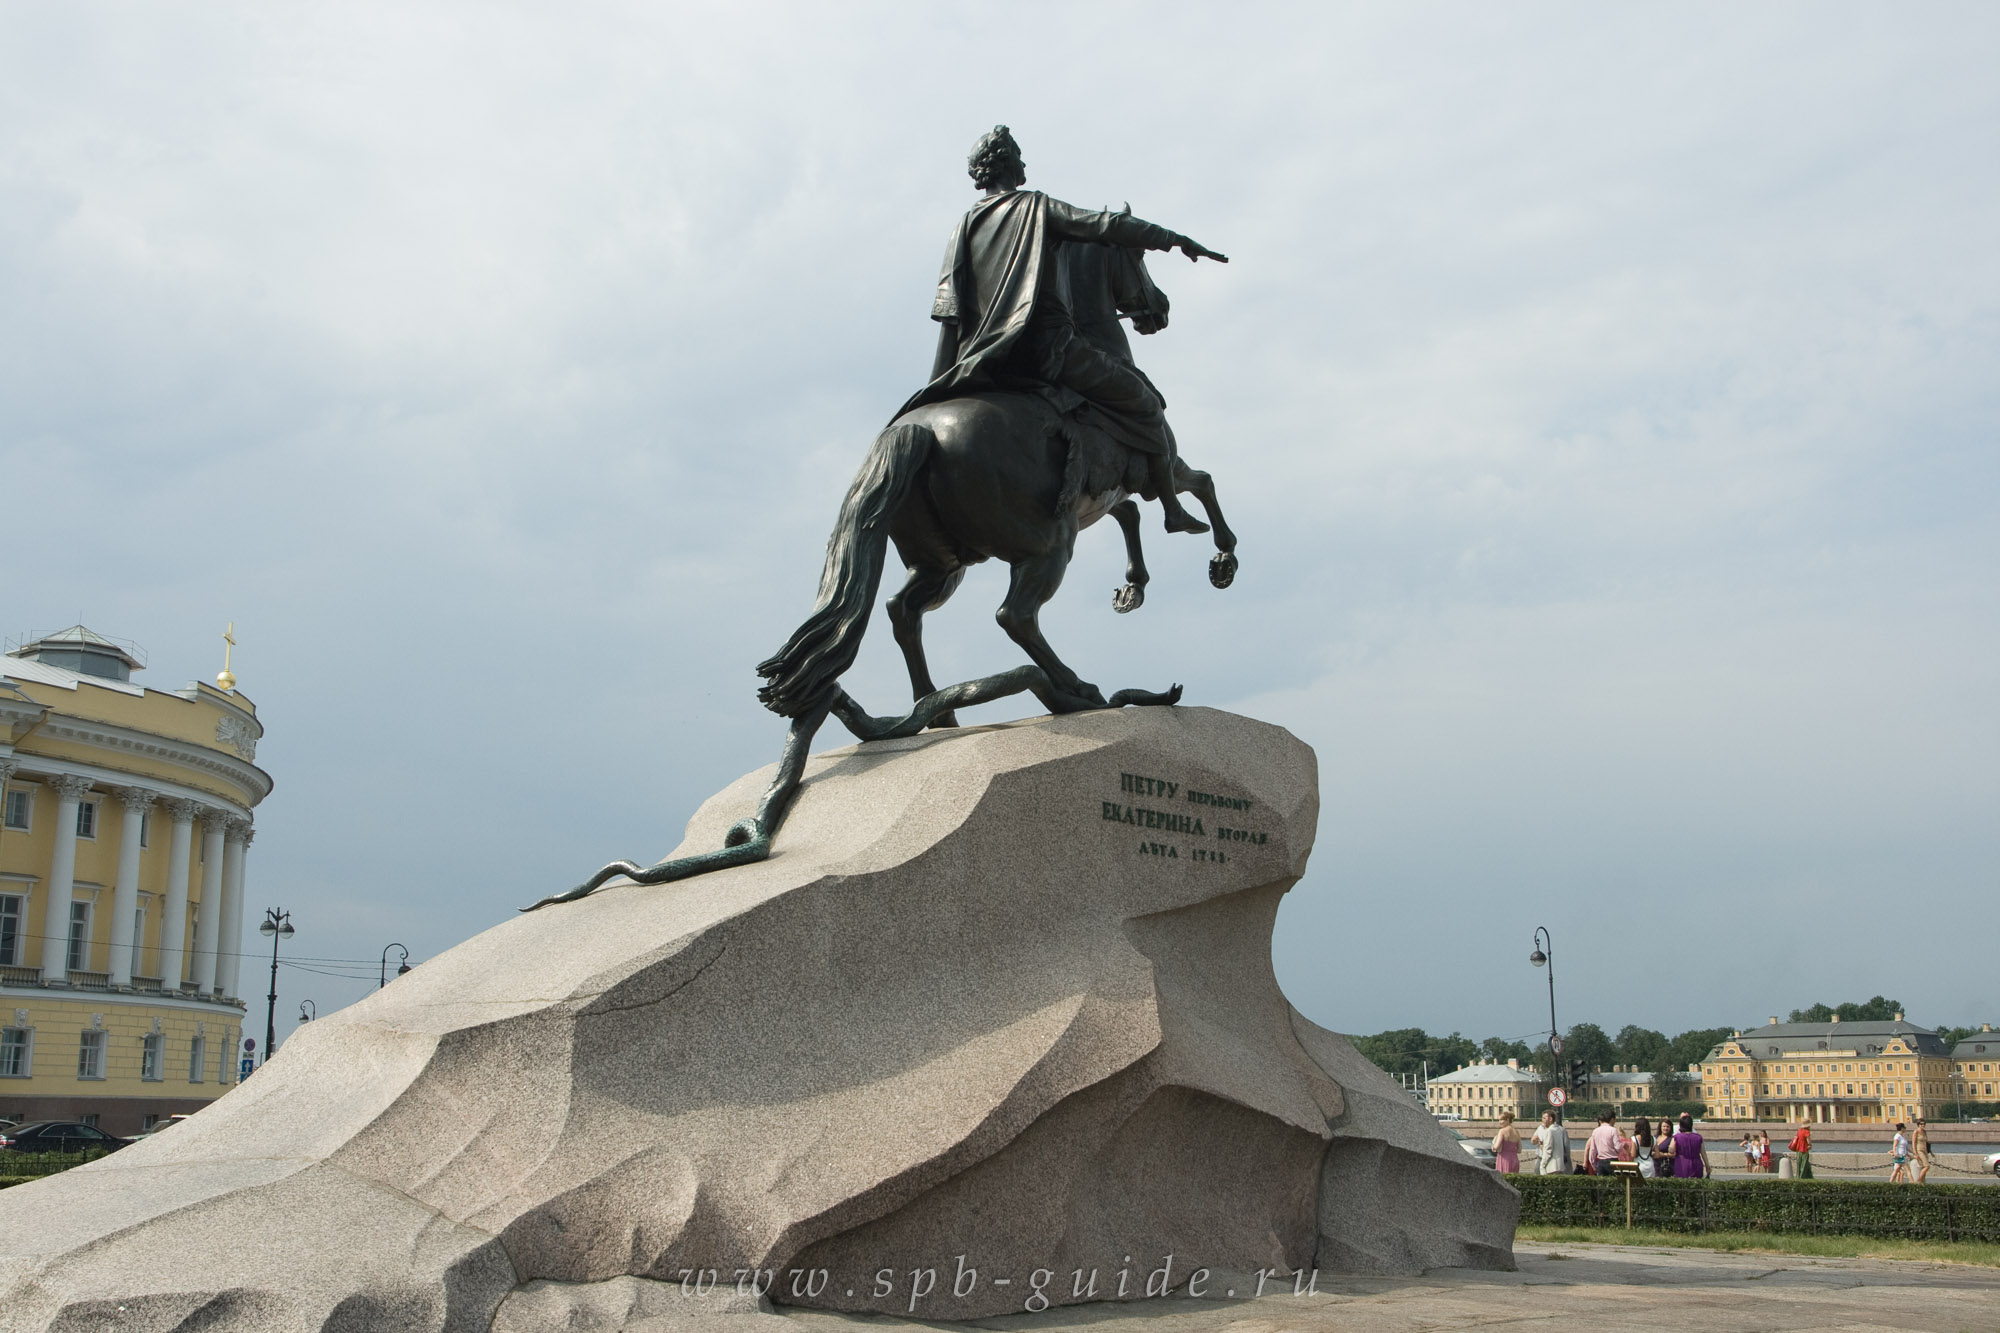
0 654 145 697
1431 1062 1540 1084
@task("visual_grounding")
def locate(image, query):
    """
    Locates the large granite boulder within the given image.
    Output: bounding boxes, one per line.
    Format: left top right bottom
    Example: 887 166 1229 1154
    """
0 707 1514 1332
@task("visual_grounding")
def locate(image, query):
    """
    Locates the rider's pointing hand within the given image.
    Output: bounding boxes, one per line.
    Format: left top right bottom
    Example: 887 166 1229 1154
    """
1176 238 1228 264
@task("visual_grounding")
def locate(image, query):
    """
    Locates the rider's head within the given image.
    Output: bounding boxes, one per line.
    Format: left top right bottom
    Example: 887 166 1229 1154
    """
968 125 1026 190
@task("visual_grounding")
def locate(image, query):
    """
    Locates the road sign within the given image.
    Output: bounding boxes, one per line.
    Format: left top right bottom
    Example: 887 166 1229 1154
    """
1547 1087 1568 1107
243 1037 256 1052
240 1057 254 1078
1549 1035 1565 1056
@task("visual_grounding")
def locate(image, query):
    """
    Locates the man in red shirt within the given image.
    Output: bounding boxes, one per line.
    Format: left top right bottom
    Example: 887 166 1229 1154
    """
1790 1123 1813 1179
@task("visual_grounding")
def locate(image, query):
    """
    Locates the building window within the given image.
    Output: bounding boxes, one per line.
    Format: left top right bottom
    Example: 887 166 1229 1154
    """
140 1033 163 1081
0 1027 31 1078
2 788 29 830
67 901 92 972
189 1036 206 1084
76 801 97 839
79 1113 98 1129
0 893 21 966
77 1030 106 1080
141 1114 160 1131
139 811 151 848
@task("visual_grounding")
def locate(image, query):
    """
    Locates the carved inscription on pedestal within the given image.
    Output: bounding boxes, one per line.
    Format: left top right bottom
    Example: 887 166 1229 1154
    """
1099 771 1269 862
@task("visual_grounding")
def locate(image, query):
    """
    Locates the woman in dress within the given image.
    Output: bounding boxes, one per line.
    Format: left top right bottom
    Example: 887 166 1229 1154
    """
1672 1112 1708 1178
1631 1116 1656 1179
1492 1111 1521 1174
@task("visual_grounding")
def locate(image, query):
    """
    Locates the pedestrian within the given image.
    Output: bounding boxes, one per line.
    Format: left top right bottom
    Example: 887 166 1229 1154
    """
1533 1111 1572 1175
1914 1119 1934 1184
1672 1112 1709 1178
1789 1122 1813 1180
1632 1117 1657 1179
1755 1131 1773 1173
1740 1133 1756 1172
1586 1110 1623 1176
1491 1111 1521 1174
1889 1122 1911 1184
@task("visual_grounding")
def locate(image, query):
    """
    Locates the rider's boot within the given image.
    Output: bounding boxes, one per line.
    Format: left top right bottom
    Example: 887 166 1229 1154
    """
1149 453 1209 534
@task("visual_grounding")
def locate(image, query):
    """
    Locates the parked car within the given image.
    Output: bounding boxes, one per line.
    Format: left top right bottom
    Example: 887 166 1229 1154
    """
1984 1151 1999 1179
0 1121 131 1154
132 1115 192 1138
1458 1138 1498 1169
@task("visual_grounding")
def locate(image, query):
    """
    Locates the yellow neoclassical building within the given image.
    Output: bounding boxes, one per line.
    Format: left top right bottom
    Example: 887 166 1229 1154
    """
1952 1025 1999 1106
0 626 270 1135
1700 1015 1953 1124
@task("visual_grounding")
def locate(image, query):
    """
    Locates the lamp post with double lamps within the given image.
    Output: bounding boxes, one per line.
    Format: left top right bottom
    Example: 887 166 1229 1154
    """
259 908 294 1066
380 942 411 989
1529 927 1562 1122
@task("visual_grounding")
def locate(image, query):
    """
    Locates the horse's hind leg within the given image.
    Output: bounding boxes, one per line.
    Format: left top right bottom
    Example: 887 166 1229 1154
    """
1109 499 1150 613
1174 459 1240 589
997 547 1106 711
886 558 966 727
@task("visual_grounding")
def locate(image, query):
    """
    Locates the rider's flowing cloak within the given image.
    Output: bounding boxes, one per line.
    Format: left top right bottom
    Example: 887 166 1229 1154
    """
897 190 1073 419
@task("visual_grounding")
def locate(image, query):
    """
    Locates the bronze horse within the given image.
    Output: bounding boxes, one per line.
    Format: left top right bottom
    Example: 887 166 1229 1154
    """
531 242 1236 908
756 240 1238 721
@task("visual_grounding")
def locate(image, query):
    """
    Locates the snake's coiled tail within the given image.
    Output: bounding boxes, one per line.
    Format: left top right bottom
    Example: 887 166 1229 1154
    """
756 422 936 718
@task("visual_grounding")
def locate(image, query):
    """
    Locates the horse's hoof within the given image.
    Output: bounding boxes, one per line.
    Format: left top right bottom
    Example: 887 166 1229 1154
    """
1209 551 1238 589
1113 583 1145 614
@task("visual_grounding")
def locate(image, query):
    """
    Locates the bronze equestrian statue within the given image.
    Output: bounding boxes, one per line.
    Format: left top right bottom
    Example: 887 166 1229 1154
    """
531 127 1238 909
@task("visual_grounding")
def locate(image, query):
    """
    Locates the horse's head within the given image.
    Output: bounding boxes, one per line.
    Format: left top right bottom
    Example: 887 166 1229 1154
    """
1106 213 1171 335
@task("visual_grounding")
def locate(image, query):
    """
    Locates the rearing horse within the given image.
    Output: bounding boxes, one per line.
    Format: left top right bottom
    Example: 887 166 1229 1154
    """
756 240 1238 722
531 243 1238 908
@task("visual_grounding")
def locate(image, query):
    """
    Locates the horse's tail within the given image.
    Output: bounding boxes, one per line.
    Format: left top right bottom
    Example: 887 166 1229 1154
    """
756 421 935 717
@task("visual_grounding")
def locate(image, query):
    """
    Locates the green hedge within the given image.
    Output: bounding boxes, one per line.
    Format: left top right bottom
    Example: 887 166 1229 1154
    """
0 1150 105 1180
1515 1174 2000 1243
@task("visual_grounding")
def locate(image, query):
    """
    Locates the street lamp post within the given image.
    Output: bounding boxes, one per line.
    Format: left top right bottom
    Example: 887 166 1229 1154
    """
258 908 294 1066
380 943 411 989
298 999 316 1024
1529 926 1560 1122
1951 1070 1964 1123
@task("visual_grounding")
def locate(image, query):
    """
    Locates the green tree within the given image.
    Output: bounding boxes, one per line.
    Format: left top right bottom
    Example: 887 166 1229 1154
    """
1353 1028 1481 1077
1481 1036 1534 1064
1788 996 1904 1024
1562 1022 1618 1072
1669 1026 1733 1070
1351 1028 1433 1077
1937 1025 1976 1049
1614 1025 1669 1069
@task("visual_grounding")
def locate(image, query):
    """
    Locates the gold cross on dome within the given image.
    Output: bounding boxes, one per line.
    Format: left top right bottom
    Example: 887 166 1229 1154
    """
217 622 238 690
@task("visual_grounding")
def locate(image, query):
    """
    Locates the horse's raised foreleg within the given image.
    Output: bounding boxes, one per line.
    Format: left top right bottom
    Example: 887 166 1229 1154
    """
885 559 966 727
1175 459 1240 589
996 548 1106 712
1109 499 1149 613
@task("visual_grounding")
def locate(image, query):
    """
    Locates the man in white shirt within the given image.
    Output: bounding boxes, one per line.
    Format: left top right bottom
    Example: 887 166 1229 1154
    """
1533 1111 1572 1175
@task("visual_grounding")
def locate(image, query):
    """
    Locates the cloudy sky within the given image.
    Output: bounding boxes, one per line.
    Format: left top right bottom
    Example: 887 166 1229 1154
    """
5 3 1995 1052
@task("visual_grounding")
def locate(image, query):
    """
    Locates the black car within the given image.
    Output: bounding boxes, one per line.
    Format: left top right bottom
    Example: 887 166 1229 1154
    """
0 1120 131 1154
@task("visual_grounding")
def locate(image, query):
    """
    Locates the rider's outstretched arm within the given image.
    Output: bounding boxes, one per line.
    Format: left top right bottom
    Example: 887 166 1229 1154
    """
1045 198 1227 263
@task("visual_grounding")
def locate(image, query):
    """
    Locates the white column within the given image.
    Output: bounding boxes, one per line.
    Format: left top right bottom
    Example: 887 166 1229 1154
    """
190 813 227 993
106 787 155 987
217 820 251 999
38 774 94 983
157 798 199 990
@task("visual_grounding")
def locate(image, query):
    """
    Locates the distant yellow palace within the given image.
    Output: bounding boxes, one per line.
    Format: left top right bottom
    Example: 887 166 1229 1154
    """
0 626 270 1135
1699 1015 1955 1124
